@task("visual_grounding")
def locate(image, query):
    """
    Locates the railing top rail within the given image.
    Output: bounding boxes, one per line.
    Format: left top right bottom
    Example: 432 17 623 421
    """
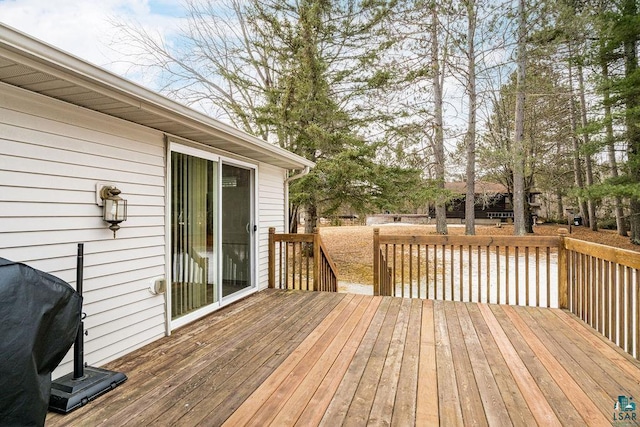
318 237 340 275
376 233 561 248
273 233 315 243
564 237 640 269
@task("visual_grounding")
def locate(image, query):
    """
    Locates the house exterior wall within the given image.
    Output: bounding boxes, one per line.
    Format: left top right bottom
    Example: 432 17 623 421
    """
0 82 167 378
256 164 287 291
1 81 290 379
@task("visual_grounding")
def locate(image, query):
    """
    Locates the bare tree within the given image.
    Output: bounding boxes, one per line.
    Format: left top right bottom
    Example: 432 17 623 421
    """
567 55 589 226
432 2 448 235
601 56 628 236
512 0 527 235
576 59 598 230
464 0 477 235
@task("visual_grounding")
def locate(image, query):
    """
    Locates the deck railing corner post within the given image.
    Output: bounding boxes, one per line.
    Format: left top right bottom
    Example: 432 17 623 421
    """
373 228 380 296
268 227 276 289
558 235 568 309
313 228 320 291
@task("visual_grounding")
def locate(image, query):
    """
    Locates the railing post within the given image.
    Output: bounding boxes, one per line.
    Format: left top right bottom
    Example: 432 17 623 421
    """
558 235 568 309
373 228 380 296
268 227 275 289
313 228 320 291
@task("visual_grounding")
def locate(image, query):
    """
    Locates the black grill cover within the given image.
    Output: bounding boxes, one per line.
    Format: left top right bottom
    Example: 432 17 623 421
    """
0 258 81 426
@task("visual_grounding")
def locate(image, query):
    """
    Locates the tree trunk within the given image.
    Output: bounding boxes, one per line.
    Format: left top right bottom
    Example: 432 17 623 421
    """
289 203 299 233
432 4 448 235
567 56 588 225
577 61 598 231
512 0 527 236
304 202 317 235
464 0 477 236
556 190 564 221
623 0 640 244
601 58 628 236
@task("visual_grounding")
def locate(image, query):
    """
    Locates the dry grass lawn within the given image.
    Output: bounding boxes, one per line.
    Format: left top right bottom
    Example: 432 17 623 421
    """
318 223 640 286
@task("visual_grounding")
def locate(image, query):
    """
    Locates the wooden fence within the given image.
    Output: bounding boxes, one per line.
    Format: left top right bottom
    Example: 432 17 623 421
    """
268 227 338 292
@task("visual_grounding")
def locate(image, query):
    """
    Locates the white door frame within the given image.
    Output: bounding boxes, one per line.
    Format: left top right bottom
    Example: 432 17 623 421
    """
165 141 258 332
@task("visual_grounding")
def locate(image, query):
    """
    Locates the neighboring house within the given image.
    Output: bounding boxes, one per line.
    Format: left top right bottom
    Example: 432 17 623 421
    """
0 24 314 379
436 181 540 222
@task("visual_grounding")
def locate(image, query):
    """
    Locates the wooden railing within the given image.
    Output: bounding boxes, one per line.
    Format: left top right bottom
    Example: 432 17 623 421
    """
564 237 640 359
268 227 338 292
374 228 563 307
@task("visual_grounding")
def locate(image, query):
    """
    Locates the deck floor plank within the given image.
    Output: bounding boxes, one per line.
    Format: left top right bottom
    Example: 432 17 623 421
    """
180 291 346 427
318 297 392 426
294 296 383 426
368 298 413 426
433 300 464 426
537 307 640 395
489 305 583 424
390 298 422 427
47 292 288 427
222 293 357 426
416 299 438 426
239 294 365 426
444 301 488 426
48 289 295 427
342 297 403 427
501 305 609 426
517 307 618 421
268 295 375 426
465 303 533 427
455 303 510 427
45 290 640 427
478 304 562 426
134 291 333 426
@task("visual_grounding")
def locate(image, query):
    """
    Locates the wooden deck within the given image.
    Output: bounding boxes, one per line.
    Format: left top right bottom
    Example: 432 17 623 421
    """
46 289 640 426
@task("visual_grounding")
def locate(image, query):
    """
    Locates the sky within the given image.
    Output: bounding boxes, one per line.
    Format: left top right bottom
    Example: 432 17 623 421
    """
0 0 183 87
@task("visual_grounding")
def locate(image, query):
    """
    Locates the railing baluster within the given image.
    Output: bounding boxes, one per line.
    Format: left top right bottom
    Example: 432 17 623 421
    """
546 247 550 308
434 245 439 300
604 260 610 340
483 246 488 303
534 246 540 307
401 244 406 298
477 245 481 303
393 244 397 297
627 266 633 354
525 246 530 306
636 268 639 359
515 247 519 305
496 246 501 305
425 244 430 299
618 264 624 347
595 256 600 330
459 245 463 302
417 244 421 299
468 245 472 303
506 246 510 305
450 245 454 301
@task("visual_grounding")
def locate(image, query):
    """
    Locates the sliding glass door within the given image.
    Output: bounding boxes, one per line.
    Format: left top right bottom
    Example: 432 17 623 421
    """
171 151 218 320
222 164 254 297
170 145 255 324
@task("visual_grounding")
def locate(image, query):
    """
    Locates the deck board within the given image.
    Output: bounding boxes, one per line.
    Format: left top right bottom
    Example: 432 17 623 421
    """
46 289 640 426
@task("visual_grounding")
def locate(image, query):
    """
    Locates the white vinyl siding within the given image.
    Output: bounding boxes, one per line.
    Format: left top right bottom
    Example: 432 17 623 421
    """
257 164 287 290
0 82 166 378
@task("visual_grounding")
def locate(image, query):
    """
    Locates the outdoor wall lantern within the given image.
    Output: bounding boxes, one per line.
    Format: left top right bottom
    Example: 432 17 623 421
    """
99 185 127 238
